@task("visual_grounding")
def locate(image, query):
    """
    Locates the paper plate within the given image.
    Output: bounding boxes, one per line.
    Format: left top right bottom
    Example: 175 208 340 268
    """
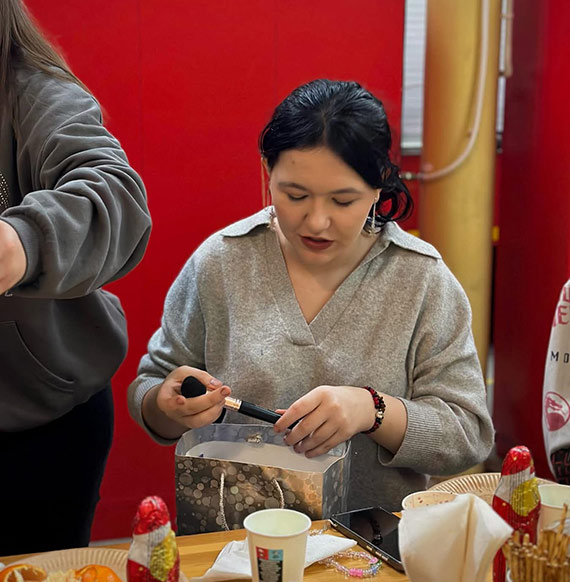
15 547 187 582
15 548 128 577
428 472 552 504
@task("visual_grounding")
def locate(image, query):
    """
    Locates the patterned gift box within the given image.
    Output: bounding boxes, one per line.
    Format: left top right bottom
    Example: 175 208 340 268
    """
175 424 350 534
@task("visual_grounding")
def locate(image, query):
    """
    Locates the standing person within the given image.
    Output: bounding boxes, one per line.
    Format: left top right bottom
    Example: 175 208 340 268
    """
0 0 151 553
128 79 493 519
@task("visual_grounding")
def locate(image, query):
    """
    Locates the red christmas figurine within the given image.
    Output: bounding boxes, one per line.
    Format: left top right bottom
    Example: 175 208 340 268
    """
492 445 540 582
127 496 180 582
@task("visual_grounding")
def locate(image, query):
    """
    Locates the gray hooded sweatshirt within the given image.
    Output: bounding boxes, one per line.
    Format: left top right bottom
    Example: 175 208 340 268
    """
0 66 151 431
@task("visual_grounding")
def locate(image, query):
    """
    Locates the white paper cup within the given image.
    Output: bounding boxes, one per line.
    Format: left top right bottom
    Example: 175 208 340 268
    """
243 508 311 582
538 483 570 532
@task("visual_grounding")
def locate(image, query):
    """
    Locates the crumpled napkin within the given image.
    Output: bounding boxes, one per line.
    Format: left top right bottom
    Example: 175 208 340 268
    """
399 493 513 582
189 533 356 581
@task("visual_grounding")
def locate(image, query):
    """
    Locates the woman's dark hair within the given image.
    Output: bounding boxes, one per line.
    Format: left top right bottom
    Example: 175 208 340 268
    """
259 79 413 225
0 0 90 118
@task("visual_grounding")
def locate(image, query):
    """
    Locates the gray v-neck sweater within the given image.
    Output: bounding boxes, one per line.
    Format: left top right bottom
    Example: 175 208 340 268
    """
129 208 494 511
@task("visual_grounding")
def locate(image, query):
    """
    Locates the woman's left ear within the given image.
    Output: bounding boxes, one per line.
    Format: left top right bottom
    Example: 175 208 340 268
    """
260 157 271 208
374 189 381 204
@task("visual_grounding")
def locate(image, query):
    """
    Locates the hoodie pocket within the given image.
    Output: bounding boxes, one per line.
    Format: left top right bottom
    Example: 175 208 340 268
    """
0 321 76 431
0 320 75 391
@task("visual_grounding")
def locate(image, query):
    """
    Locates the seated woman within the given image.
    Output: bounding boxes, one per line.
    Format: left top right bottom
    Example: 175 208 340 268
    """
128 79 494 513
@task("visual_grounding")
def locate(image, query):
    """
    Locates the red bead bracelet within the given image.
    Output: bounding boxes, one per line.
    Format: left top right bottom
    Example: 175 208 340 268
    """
360 385 386 434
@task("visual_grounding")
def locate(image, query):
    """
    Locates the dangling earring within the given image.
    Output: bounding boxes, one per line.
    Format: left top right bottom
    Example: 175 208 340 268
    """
364 201 378 235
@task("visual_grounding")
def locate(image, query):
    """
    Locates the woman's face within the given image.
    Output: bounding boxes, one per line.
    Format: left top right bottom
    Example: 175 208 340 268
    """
268 147 379 270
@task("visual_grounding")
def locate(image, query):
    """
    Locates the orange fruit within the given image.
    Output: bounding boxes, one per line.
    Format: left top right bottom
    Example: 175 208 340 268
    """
0 565 47 582
74 566 121 582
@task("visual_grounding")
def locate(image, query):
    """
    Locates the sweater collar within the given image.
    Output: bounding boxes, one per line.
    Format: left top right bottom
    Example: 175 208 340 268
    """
220 208 272 237
377 221 441 260
220 208 441 261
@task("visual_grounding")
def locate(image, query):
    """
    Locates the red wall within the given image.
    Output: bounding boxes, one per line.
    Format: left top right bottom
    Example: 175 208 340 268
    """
493 1 570 478
26 1 407 539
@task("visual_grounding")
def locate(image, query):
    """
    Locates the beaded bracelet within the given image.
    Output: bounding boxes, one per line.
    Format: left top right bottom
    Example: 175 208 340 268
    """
319 550 381 578
360 386 386 434
311 524 382 578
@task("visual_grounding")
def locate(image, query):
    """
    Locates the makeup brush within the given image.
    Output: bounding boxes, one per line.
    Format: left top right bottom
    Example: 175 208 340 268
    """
181 376 299 429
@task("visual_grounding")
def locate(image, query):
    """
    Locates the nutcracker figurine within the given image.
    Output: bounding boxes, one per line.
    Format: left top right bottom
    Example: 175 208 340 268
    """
127 496 180 582
492 445 541 582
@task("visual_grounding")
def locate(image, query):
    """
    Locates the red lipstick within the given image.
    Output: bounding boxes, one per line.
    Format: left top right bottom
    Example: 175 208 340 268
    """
300 236 333 250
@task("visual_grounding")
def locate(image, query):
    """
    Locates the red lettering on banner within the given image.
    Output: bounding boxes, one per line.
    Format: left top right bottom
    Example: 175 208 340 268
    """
555 304 570 326
553 284 570 327
545 391 570 431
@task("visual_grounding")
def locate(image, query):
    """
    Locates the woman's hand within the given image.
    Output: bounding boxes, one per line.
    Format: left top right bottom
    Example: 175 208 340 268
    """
0 221 27 294
142 365 231 439
273 385 376 458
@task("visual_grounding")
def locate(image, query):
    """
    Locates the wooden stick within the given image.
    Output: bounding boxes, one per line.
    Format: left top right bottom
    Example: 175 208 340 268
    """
539 531 544 555
541 530 549 558
546 562 553 582
512 546 520 582
520 534 530 582
539 529 548 558
559 504 568 532
554 507 567 564
554 535 563 563
538 555 546 582
547 530 556 560
504 539 514 578
526 549 532 582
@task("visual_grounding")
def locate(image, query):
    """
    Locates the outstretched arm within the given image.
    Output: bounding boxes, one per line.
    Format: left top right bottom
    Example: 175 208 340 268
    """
1 71 151 297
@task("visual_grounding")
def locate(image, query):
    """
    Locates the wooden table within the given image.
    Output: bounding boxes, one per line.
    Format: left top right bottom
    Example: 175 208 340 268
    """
1 520 497 581
1 521 409 581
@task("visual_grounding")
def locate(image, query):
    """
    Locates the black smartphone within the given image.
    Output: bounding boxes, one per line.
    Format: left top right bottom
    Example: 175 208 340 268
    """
329 506 404 572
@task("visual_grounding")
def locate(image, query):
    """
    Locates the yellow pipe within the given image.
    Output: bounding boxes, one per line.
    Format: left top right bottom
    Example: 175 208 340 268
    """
419 0 501 375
